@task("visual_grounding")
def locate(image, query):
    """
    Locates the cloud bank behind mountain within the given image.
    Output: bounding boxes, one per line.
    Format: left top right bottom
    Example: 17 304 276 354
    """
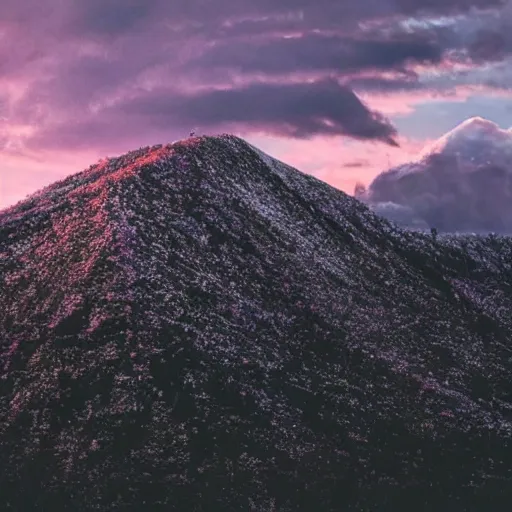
359 117 512 233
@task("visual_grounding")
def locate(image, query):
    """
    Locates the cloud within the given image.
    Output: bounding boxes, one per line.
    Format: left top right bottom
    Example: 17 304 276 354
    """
344 75 426 93
468 29 508 62
68 0 155 36
186 33 443 76
370 201 430 229
63 0 503 31
343 160 371 168
363 116 512 233
408 3 512 66
131 78 401 145
0 0 511 209
0 0 509 155
26 78 400 150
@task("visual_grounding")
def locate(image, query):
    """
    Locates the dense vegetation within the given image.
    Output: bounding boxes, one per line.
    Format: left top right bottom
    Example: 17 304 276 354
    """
1 135 512 511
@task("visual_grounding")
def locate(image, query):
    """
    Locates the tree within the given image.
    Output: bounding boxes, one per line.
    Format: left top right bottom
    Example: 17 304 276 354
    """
353 181 367 199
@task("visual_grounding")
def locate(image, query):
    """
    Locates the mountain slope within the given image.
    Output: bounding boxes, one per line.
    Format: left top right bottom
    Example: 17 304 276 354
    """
1 134 512 511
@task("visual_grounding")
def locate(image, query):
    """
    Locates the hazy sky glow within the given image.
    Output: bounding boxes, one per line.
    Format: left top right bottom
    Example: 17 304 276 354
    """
1 0 512 208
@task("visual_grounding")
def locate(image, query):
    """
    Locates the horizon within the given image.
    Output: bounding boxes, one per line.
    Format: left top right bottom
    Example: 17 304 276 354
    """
1 0 512 209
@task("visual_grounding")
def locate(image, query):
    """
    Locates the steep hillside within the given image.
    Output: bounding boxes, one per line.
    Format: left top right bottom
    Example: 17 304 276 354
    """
1 134 512 511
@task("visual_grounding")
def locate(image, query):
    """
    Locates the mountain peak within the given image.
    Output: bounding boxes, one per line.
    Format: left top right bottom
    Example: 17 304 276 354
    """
0 133 244 220
0 132 364 342
2 135 512 510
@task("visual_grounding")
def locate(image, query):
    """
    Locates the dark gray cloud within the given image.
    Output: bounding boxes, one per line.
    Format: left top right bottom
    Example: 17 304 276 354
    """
468 29 509 62
121 78 400 145
343 74 425 92
69 0 155 36
407 5 512 65
363 117 512 233
186 33 443 76
27 78 400 150
344 160 371 168
63 0 502 31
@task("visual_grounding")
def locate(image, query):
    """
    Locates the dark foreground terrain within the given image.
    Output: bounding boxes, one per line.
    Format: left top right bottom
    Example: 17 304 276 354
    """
1 135 512 511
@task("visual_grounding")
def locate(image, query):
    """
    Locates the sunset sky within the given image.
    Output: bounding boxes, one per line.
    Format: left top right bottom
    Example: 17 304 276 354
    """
1 0 512 209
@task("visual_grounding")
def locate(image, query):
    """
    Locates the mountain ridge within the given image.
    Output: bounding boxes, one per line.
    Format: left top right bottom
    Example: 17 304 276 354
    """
2 134 512 511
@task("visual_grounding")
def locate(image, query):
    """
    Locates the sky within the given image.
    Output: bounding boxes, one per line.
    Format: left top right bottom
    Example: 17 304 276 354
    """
1 0 512 209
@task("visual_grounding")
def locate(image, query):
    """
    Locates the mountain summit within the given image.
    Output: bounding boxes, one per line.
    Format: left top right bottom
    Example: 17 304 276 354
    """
1 134 512 511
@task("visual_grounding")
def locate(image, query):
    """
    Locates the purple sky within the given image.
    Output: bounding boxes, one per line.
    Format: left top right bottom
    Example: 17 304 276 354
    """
1 0 512 208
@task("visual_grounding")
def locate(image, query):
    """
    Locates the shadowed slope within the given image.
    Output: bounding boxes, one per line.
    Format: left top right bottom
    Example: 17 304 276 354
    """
1 134 512 511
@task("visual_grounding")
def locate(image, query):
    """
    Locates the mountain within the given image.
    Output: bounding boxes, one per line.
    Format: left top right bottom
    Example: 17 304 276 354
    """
1 134 512 511
362 117 512 233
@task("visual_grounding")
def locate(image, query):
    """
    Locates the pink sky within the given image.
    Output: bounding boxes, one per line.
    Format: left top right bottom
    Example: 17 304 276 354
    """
0 131 430 209
1 0 512 210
